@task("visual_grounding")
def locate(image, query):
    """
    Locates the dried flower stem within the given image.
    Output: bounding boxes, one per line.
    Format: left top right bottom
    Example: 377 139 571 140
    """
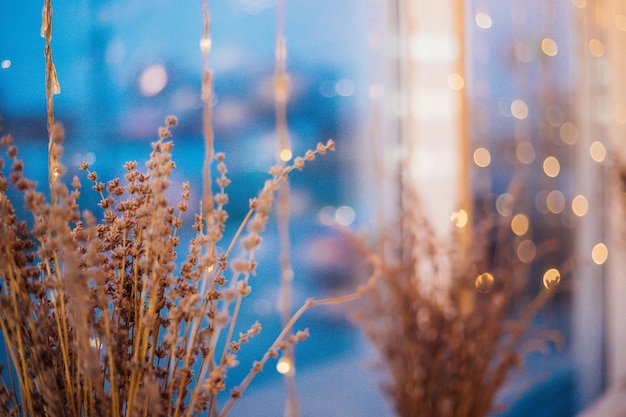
453 0 473 249
273 1 299 415
219 257 383 417
201 0 215 229
101 293 121 417
184 208 254 416
1 266 36 417
188 208 254 366
42 0 61 205
0 316 23 412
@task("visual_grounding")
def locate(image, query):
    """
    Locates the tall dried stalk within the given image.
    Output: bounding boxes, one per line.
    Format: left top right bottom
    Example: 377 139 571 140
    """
42 0 61 205
200 0 216 254
272 1 300 416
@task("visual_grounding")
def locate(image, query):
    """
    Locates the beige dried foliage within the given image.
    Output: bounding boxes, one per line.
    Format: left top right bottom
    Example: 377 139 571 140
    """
349 188 564 417
0 120 335 417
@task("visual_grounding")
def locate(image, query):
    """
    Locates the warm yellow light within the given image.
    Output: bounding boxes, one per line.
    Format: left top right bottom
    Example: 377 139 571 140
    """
572 195 589 217
276 357 293 375
475 272 495 293
617 14 626 31
614 104 626 124
496 193 514 216
546 190 565 214
199 37 212 53
591 243 608 265
511 214 529 236
543 156 560 178
541 38 558 56
571 0 586 8
450 209 468 228
559 122 578 145
589 141 606 162
473 147 491 168
447 73 465 90
511 99 528 120
543 268 561 290
517 240 536 263
280 148 293 162
589 39 605 57
516 141 535 164
475 12 492 29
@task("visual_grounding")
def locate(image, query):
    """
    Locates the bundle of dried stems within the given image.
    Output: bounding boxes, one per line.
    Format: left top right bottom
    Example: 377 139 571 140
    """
349 185 564 417
1 1 572 417
0 119 339 416
0 1 348 415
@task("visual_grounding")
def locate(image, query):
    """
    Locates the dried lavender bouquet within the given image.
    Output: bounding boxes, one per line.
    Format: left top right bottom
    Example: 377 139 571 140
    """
0 117 334 417
350 188 563 417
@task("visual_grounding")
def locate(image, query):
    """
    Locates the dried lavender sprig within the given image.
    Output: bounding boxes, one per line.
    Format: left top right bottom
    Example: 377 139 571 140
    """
218 252 383 417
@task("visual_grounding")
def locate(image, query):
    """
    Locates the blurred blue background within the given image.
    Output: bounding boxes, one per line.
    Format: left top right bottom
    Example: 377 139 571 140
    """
0 1 587 416
0 1 392 416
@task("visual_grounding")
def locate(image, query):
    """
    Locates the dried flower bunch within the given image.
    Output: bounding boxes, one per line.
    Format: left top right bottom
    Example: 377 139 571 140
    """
0 116 335 417
350 189 563 417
